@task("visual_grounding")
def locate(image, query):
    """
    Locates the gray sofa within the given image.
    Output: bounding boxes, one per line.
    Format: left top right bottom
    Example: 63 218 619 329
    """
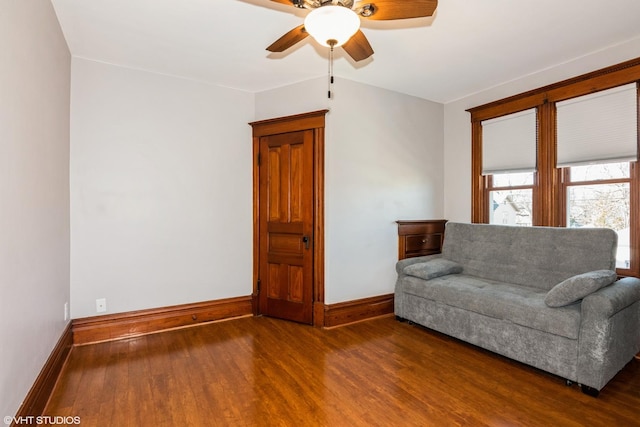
395 222 640 396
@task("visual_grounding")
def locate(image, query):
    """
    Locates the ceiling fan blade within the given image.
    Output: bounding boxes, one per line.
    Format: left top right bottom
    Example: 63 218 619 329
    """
269 0 295 6
363 0 438 20
266 25 309 52
342 30 374 62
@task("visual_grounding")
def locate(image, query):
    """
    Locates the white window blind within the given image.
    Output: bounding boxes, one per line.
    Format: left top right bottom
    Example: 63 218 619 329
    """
481 108 537 175
556 83 638 167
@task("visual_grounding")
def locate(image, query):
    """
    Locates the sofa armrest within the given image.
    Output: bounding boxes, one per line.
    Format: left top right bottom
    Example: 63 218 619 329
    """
582 277 640 319
394 254 443 318
577 277 640 390
395 254 442 275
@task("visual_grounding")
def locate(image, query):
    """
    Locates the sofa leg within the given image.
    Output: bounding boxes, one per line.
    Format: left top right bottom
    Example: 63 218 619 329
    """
579 384 600 397
395 316 407 322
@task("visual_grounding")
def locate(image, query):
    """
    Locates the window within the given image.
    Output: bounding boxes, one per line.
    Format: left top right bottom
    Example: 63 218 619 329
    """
556 84 638 167
469 58 640 277
480 108 537 227
481 109 537 175
557 83 637 272
488 172 534 226
563 162 631 269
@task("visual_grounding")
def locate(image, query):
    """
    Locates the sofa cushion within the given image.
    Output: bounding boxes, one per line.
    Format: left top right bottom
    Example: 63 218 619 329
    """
401 274 581 339
403 259 463 281
544 270 618 307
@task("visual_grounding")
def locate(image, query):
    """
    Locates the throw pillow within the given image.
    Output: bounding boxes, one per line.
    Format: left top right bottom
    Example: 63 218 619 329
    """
403 259 463 281
544 270 618 307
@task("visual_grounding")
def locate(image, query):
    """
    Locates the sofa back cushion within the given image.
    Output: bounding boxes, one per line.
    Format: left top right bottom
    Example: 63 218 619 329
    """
441 222 617 291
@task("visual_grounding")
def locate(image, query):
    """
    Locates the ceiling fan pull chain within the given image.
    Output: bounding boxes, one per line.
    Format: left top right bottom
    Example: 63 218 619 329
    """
328 40 336 99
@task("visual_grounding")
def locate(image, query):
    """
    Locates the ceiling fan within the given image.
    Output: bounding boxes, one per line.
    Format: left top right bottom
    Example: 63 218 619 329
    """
266 0 438 62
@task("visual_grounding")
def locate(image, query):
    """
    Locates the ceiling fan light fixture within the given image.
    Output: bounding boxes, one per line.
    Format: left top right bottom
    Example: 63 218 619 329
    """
304 5 360 47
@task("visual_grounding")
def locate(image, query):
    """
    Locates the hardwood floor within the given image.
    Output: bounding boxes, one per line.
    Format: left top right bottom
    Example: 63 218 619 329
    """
45 316 640 426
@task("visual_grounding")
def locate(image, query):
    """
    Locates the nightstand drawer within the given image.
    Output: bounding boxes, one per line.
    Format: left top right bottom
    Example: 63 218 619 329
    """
406 234 441 252
396 220 447 259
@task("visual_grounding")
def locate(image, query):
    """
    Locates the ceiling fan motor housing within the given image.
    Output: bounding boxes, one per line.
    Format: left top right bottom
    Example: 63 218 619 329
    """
294 0 355 9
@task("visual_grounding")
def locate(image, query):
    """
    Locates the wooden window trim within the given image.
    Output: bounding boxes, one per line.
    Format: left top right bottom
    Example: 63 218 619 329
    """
468 57 640 122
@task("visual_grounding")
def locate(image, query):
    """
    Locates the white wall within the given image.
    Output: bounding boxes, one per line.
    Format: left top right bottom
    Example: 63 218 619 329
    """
256 77 444 303
70 59 254 318
443 39 640 222
0 0 71 418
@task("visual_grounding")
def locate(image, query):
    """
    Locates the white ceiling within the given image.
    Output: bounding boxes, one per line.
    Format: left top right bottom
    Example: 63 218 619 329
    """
51 0 640 103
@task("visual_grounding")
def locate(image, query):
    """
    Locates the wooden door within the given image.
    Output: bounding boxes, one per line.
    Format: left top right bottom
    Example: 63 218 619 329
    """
258 130 314 324
251 110 327 327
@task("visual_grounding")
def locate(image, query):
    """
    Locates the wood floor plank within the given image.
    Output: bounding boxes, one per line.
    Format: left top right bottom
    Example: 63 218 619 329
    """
44 316 640 426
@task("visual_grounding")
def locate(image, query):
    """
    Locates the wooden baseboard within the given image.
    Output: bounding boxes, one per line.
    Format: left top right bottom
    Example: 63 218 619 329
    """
72 296 253 345
13 322 73 423
323 294 394 328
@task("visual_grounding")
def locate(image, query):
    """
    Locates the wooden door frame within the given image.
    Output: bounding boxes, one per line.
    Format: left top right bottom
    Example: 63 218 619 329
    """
250 110 328 327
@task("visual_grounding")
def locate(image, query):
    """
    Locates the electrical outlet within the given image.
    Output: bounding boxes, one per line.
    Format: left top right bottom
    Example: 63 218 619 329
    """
64 302 69 321
96 298 107 313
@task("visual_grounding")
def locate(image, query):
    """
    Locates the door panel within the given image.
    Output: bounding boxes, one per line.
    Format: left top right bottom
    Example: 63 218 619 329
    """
259 130 314 324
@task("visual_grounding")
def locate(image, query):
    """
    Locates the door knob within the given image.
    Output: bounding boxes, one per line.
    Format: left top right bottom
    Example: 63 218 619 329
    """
302 235 310 249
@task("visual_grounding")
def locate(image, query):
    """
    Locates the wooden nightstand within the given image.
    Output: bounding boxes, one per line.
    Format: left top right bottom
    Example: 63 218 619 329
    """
396 220 447 260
